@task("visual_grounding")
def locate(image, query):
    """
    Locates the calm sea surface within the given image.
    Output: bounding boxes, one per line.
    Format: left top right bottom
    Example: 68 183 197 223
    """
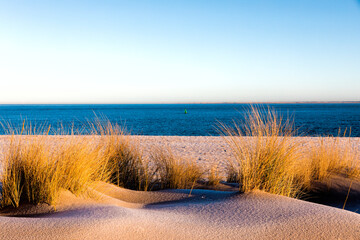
0 103 359 137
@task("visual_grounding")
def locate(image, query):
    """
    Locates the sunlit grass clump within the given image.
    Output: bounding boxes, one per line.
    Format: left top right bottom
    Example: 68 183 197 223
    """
223 106 360 198
206 164 222 186
0 134 110 208
299 136 360 189
104 135 156 191
56 139 109 194
222 106 302 198
89 120 156 191
1 137 60 207
151 147 203 189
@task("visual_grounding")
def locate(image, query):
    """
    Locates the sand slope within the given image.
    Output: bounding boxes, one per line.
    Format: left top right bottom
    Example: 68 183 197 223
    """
0 183 359 240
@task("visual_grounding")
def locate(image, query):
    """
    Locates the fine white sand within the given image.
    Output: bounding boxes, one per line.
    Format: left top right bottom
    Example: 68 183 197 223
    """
0 136 359 239
0 184 360 240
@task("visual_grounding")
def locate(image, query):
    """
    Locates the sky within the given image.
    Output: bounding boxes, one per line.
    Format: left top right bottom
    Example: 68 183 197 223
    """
0 0 359 104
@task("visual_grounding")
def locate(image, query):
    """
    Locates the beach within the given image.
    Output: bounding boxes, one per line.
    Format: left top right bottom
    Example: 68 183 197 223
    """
2 0 360 238
0 136 359 239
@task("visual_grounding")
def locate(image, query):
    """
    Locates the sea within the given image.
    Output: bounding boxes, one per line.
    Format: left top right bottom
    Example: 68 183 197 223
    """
0 103 359 137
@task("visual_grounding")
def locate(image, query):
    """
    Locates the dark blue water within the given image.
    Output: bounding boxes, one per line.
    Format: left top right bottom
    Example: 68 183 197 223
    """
0 103 359 137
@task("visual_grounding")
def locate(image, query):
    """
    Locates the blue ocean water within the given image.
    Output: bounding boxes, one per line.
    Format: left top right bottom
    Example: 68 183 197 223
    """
0 103 359 137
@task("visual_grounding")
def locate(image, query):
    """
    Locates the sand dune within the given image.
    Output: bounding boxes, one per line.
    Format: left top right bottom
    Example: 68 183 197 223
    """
1 136 360 239
0 183 359 240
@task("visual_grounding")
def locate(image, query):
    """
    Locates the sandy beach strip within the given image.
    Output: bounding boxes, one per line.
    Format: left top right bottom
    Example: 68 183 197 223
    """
2 135 359 177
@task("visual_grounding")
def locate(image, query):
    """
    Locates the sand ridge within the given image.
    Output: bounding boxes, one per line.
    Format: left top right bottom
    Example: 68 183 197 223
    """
0 185 360 240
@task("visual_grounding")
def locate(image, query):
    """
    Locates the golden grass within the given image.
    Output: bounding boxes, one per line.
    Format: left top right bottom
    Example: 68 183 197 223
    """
222 106 360 198
300 136 360 188
0 134 110 208
0 119 207 209
103 135 156 191
222 106 303 198
151 147 203 189
93 119 204 190
1 117 359 208
56 138 110 194
226 163 240 183
1 137 60 207
206 164 222 186
88 120 157 191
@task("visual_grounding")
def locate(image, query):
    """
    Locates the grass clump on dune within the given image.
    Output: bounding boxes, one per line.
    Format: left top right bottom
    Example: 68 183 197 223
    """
104 135 156 191
0 128 110 208
151 147 203 189
92 119 204 190
1 137 61 207
206 164 222 186
222 106 303 198
222 107 360 198
90 120 157 191
56 139 110 194
302 136 360 187
226 164 240 183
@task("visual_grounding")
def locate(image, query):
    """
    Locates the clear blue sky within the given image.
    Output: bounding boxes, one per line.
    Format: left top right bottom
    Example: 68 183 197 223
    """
0 0 359 104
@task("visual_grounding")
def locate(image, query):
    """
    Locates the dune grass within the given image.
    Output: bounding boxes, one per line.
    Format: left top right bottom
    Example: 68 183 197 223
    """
88 120 157 191
222 106 360 198
56 139 110 194
222 106 303 198
1 137 60 207
151 147 203 189
206 163 222 186
301 136 360 188
0 119 207 209
94 119 205 190
103 135 156 191
226 164 240 183
103 134 204 191
1 115 359 208
0 134 110 208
